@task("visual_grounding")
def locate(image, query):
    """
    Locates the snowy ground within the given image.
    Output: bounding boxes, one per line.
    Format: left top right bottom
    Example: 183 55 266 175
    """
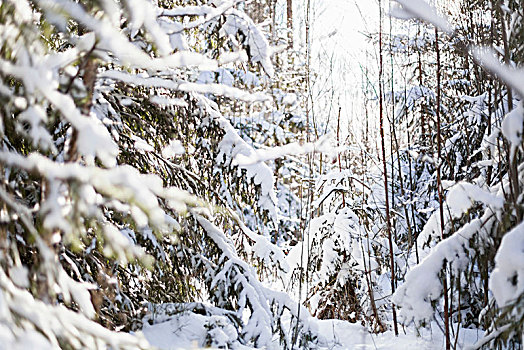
141 313 483 349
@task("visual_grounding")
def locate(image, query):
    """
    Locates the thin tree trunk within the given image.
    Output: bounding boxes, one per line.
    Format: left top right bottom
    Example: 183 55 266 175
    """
361 230 385 333
389 11 398 245
494 0 520 220
293 1 311 345
379 0 398 336
287 0 293 48
435 28 451 350
337 106 346 207
392 113 414 250
271 0 277 44
417 25 426 142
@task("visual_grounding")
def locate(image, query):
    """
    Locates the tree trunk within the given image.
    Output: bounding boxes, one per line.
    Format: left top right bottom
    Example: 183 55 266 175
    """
287 0 293 47
379 0 398 336
435 28 451 350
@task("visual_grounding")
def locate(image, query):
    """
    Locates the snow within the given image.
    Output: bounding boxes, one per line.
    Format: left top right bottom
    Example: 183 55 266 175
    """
473 48 524 98
17 105 55 152
0 151 197 236
0 58 119 167
193 215 273 347
490 221 524 307
123 0 172 56
100 70 269 103
315 320 465 349
391 0 453 34
160 1 243 31
39 0 219 71
233 134 336 165
143 314 206 349
57 267 97 319
0 266 149 349
228 208 289 274
446 182 504 218
143 312 484 350
142 305 239 349
161 139 185 159
218 50 248 65
197 95 279 223
197 68 235 87
8 266 29 289
501 103 524 159
131 135 155 153
220 8 274 77
2 0 522 349
394 217 484 323
150 96 189 108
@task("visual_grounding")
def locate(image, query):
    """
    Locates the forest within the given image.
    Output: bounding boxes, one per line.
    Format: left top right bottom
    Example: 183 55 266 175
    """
0 0 522 349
